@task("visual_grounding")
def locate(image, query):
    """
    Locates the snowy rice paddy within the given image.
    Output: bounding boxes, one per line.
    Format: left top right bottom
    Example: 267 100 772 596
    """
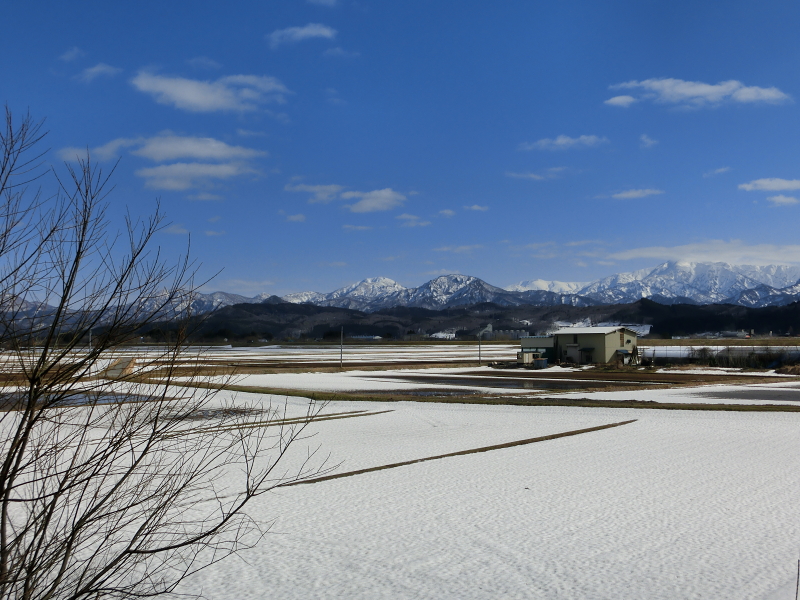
180 393 800 600
143 345 800 599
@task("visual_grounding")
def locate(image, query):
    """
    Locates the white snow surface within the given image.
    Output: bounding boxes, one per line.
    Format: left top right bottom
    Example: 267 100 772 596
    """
176 394 800 599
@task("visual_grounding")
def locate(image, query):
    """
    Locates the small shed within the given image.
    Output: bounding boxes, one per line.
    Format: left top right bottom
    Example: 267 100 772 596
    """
551 326 638 365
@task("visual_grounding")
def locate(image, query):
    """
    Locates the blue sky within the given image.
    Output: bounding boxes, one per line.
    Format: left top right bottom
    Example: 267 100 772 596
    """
4 1 800 295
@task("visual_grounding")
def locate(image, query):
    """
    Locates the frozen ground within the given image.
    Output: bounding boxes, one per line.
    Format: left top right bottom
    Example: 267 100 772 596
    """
180 395 800 600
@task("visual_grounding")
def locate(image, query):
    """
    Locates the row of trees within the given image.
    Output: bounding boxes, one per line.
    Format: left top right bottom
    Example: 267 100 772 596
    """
0 109 325 599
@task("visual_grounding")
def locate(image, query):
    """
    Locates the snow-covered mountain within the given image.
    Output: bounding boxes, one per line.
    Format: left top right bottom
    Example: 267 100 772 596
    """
577 261 800 305
282 274 597 312
280 261 800 312
506 279 588 294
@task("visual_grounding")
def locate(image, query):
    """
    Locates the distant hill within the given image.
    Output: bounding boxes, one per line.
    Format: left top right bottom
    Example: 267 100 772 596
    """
143 297 800 342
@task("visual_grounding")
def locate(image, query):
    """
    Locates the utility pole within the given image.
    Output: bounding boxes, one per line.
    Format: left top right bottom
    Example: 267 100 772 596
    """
340 325 343 369
478 331 482 366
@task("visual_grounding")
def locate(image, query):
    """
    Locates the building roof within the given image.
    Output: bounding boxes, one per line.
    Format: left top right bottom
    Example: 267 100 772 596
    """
552 326 638 336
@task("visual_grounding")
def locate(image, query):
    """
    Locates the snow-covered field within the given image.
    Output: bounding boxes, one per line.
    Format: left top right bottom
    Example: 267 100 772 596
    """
173 387 800 599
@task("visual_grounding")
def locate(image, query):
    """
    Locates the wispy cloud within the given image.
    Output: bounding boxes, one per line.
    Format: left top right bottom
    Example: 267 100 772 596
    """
285 183 344 203
609 239 800 265
285 213 306 222
131 71 291 112
463 204 488 211
204 230 226 236
607 77 791 108
604 95 637 107
59 133 265 165
321 261 347 267
767 195 799 206
236 128 265 137
640 134 658 148
739 178 800 192
612 188 664 199
703 167 730 178
323 47 360 58
132 134 265 162
308 0 337 5
136 162 258 190
434 245 483 253
78 63 122 82
439 209 455 217
343 224 372 231
396 213 431 227
341 188 406 213
426 268 460 275
268 23 337 49
187 56 221 70
519 135 609 151
189 193 224 201
59 46 85 62
163 224 189 235
505 171 545 180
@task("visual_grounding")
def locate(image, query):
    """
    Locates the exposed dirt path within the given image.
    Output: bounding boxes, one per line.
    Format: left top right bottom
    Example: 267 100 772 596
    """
283 419 637 486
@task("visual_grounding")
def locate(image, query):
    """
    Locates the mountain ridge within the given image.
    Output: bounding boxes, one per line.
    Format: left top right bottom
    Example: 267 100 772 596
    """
191 261 800 314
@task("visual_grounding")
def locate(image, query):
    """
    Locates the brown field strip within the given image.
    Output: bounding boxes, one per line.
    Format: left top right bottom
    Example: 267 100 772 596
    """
169 409 394 437
165 381 800 412
283 419 637 486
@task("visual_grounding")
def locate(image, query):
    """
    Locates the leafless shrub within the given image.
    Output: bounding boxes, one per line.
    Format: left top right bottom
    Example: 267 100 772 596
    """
0 109 329 600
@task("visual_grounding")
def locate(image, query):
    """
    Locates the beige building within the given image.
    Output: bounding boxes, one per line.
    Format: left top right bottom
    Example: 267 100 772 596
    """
551 326 638 365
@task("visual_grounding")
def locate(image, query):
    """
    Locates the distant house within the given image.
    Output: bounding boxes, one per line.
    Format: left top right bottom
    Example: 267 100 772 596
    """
552 326 638 365
431 331 456 340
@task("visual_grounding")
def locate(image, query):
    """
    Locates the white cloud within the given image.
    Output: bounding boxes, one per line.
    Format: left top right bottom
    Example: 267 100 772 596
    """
519 135 609 151
434 245 483 253
58 138 138 162
208 216 222 222
187 56 221 70
163 225 188 235
640 134 658 148
136 162 258 190
439 209 455 217
308 0 337 5
609 240 800 265
505 171 546 180
767 195 799 206
343 225 372 231
132 134 265 162
131 71 291 112
78 63 122 82
341 188 406 213
703 167 730 178
609 78 791 108
59 46 85 62
189 193 224 201
59 133 265 166
286 213 307 222
612 188 664 199
604 95 637 107
739 178 800 192
285 183 344 203
268 23 337 49
323 47 360 58
396 214 431 227
463 204 488 211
